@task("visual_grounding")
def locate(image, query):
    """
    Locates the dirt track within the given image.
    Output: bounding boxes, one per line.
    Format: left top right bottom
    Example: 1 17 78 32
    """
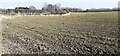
1 12 119 54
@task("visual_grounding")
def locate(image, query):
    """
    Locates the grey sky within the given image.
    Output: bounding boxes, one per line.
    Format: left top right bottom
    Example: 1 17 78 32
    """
0 0 119 9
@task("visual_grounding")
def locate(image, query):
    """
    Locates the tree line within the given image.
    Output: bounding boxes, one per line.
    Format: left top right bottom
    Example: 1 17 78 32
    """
0 3 70 15
67 7 119 12
0 3 119 15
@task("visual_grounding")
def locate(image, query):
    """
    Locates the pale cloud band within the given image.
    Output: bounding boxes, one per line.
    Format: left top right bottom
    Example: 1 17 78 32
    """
1 0 119 2
0 0 119 9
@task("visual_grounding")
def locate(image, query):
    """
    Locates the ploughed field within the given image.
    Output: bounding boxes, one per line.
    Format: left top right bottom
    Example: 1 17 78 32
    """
2 12 119 54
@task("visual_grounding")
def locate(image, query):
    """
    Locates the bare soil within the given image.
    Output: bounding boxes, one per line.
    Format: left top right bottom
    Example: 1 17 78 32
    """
1 12 119 54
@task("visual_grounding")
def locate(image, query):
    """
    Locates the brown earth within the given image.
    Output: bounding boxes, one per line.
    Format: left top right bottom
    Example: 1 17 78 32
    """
1 12 119 54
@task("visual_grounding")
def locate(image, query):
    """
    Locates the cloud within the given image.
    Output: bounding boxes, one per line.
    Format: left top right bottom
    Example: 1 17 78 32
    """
0 0 119 9
1 0 119 2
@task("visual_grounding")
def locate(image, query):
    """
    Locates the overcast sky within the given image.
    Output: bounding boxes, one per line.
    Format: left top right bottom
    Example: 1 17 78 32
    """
0 0 119 9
